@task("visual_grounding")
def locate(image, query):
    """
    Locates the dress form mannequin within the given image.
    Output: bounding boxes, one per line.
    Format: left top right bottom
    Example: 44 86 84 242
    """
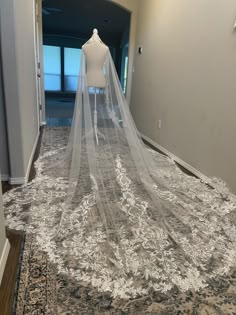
82 29 109 144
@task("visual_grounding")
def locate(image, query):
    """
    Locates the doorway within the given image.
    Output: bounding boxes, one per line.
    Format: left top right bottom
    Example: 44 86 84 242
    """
41 0 131 126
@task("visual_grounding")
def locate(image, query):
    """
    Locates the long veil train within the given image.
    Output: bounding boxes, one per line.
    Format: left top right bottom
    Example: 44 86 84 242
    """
51 35 236 298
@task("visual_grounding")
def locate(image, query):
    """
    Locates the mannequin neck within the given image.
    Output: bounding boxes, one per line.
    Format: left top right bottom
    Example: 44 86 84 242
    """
86 30 103 45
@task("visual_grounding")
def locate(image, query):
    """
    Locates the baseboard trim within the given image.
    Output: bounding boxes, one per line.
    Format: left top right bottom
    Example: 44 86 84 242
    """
1 174 9 182
140 132 210 184
0 239 10 284
9 177 26 185
10 132 40 185
25 132 39 184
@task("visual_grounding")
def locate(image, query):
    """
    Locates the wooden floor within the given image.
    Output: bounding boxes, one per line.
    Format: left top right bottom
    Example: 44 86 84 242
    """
0 231 24 315
1 182 15 194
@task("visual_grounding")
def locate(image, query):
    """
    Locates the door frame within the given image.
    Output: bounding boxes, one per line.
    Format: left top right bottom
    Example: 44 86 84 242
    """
33 0 46 127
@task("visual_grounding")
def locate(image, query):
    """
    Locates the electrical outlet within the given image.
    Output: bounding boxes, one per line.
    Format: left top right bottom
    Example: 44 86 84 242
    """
158 120 162 129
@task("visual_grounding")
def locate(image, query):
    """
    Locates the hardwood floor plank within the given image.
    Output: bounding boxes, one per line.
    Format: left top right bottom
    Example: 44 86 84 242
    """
0 231 24 315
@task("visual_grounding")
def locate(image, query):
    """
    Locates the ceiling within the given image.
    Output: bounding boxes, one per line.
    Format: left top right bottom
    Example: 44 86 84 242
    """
42 0 131 47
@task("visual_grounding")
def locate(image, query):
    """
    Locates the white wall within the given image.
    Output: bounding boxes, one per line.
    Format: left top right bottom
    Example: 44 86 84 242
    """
14 0 39 176
131 0 236 193
0 0 39 183
0 54 9 179
111 0 138 104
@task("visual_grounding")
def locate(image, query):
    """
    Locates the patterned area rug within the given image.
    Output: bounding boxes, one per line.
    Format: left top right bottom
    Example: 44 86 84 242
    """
13 233 236 314
4 127 236 314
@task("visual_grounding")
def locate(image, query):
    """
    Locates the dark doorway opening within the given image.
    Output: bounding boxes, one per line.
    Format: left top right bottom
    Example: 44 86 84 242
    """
42 0 131 126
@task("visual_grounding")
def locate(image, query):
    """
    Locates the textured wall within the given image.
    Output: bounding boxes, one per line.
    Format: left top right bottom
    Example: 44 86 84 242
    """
130 0 236 193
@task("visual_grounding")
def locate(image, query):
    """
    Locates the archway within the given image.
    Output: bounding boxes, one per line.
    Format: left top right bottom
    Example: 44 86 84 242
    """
41 0 135 125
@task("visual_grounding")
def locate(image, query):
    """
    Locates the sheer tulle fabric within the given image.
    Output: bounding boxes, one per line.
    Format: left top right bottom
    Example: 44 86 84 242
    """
56 50 236 297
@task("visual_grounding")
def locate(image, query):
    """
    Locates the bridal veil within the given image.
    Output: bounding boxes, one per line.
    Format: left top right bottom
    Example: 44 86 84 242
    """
54 33 236 298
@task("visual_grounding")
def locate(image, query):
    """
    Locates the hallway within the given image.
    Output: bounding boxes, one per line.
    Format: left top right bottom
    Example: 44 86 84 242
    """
1 0 236 314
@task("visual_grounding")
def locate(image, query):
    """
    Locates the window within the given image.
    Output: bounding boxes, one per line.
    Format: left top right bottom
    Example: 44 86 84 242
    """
121 45 129 94
43 46 61 91
123 56 128 94
43 45 82 92
43 45 121 93
64 48 81 91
